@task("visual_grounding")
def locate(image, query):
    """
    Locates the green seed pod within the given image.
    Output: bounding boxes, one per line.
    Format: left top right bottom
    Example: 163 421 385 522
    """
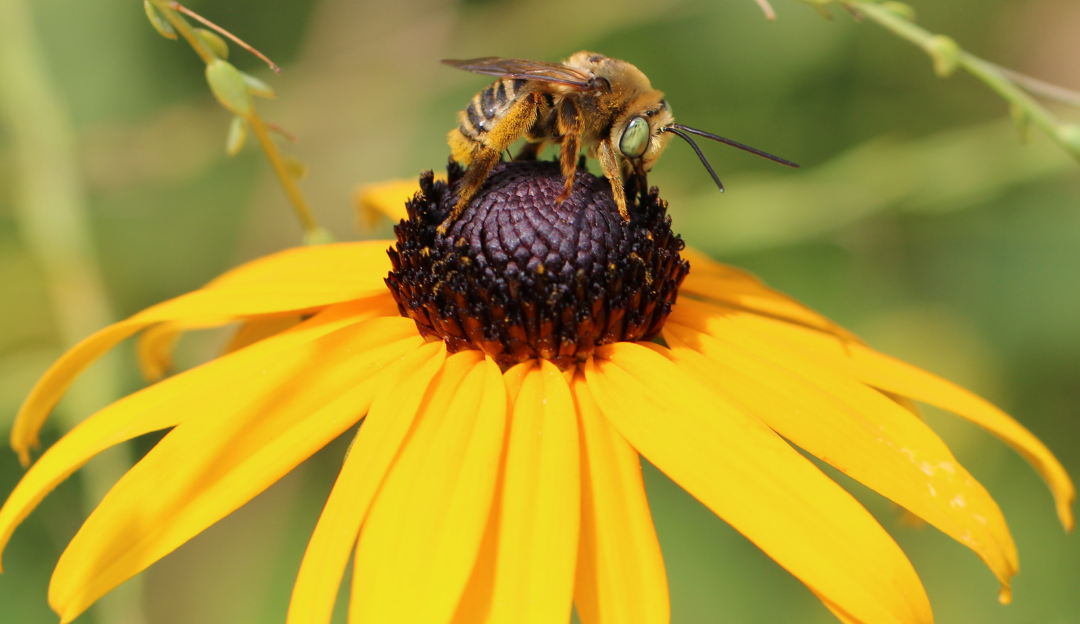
881 2 915 20
144 0 177 40
242 73 276 99
927 35 960 78
196 28 229 60
283 156 308 179
206 59 252 116
226 116 248 156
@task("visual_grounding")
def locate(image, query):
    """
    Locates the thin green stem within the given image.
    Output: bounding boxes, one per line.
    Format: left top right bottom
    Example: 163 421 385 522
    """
249 113 321 235
147 0 329 240
148 0 216 64
787 0 1080 161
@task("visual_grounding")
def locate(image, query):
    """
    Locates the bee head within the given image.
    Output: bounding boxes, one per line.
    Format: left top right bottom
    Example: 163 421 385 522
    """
611 97 674 176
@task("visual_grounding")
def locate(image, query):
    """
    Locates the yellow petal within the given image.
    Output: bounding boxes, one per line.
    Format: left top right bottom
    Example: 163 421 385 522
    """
223 314 305 354
673 298 1075 532
351 353 506 624
286 341 447 624
355 177 444 228
678 249 857 339
0 300 393 568
206 241 393 292
136 312 319 382
13 285 395 466
660 323 1018 595
586 344 933 624
502 360 535 407
48 318 424 623
136 318 229 382
571 372 669 624
452 360 580 624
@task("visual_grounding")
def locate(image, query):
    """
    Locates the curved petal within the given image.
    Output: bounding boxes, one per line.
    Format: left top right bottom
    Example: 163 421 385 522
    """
672 298 1075 532
136 319 232 382
48 318 424 623
451 360 580 624
285 342 448 624
678 249 857 339
205 241 393 291
0 300 392 569
571 372 669 624
355 178 426 227
350 353 506 624
586 344 933 624
136 311 323 382
12 282 394 466
659 323 1017 598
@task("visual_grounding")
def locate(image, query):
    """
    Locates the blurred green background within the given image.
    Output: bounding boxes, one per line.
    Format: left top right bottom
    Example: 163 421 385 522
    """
1 0 1078 622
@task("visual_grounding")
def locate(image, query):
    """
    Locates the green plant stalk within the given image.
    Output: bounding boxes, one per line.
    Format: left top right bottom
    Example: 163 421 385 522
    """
147 0 329 240
0 0 145 622
791 0 1080 162
249 114 320 234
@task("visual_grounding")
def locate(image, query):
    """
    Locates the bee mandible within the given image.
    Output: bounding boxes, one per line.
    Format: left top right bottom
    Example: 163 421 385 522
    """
440 51 799 235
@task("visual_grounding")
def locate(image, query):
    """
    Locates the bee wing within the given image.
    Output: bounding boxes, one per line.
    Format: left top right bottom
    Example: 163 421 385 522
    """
442 57 596 90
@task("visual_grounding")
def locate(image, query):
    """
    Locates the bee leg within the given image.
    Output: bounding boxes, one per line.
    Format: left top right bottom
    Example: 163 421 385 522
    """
597 139 629 221
556 99 583 204
438 148 500 235
439 93 541 236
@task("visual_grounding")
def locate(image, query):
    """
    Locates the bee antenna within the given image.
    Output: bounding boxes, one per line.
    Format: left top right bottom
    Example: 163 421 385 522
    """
670 124 799 168
663 126 725 192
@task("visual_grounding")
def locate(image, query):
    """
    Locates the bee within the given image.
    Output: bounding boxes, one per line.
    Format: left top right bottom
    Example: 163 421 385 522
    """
440 51 798 234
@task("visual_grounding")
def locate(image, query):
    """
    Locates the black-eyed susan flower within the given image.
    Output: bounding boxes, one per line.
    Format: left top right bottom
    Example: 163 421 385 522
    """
0 160 1074 624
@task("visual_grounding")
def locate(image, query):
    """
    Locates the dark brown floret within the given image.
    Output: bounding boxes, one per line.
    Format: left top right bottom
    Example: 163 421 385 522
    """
385 159 690 370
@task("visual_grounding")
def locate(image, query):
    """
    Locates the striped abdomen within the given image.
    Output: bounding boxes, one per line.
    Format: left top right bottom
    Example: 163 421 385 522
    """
458 78 531 139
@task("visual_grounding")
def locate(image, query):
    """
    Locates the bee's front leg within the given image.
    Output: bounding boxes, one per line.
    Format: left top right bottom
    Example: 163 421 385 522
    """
597 139 629 221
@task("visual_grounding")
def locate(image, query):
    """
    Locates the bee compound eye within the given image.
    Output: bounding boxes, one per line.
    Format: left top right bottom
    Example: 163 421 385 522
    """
619 116 650 159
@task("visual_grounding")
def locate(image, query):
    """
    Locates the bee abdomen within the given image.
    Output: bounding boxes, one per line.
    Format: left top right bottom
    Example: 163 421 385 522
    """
459 78 522 139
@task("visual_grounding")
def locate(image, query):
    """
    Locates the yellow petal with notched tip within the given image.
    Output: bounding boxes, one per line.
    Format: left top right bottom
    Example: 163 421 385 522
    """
586 344 933 624
48 318 423 623
0 300 389 570
452 360 580 624
351 353 506 624
12 245 396 465
571 372 669 624
659 324 1017 596
285 340 446 624
672 297 1075 532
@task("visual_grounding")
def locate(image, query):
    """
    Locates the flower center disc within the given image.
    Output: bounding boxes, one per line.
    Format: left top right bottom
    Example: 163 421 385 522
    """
386 160 690 370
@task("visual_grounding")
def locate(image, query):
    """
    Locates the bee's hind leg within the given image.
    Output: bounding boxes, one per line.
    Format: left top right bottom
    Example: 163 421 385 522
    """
438 148 499 236
439 93 541 236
